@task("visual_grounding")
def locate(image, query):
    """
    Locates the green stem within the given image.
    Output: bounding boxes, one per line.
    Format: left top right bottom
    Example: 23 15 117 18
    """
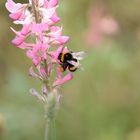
45 120 50 140
45 119 56 140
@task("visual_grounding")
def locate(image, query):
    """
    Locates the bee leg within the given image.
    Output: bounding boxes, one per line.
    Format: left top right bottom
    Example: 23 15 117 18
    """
59 63 68 72
63 63 69 71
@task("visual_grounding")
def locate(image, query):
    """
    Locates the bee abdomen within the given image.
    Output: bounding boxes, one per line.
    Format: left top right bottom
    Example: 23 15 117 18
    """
68 66 77 72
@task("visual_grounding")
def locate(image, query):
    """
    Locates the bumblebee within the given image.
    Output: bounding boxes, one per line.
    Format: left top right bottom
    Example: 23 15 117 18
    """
58 47 85 72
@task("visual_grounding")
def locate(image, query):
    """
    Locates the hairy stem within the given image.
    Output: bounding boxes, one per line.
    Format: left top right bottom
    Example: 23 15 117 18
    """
31 0 39 23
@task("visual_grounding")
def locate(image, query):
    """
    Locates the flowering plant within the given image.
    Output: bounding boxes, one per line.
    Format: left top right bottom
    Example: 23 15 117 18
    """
5 0 84 139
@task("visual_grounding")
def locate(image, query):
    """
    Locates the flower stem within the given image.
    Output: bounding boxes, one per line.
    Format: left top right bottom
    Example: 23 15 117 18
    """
45 120 50 140
31 0 39 23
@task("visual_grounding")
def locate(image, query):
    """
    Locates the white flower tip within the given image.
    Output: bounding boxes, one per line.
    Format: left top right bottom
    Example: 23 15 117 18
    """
10 27 17 34
29 88 39 96
56 5 59 9
41 85 48 95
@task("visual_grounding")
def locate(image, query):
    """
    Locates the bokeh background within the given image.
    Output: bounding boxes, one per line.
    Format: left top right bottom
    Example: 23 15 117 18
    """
1 0 140 140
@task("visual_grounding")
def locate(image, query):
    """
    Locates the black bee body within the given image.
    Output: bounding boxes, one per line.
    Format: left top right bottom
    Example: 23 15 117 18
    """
58 52 77 72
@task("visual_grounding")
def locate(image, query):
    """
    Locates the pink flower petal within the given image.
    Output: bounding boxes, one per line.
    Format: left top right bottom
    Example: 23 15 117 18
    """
50 46 63 60
5 0 23 13
41 7 56 21
48 26 62 37
26 43 48 66
31 23 48 33
17 43 29 49
51 36 69 45
53 73 73 87
13 12 32 25
9 12 22 20
12 35 25 46
26 50 33 58
58 36 70 44
21 24 31 35
43 0 49 8
51 13 60 23
48 0 58 7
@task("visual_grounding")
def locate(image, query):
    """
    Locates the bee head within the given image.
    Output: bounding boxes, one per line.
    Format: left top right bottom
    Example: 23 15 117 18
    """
64 53 73 61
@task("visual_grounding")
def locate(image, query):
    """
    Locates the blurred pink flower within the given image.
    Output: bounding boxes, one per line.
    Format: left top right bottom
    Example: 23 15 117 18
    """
6 1 85 135
85 4 119 46
6 0 84 96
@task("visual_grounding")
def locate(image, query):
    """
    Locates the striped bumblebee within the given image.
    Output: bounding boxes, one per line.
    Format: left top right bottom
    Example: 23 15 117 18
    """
58 47 85 72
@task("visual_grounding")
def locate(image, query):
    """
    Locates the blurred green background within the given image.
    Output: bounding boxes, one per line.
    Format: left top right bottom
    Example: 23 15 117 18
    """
1 0 140 140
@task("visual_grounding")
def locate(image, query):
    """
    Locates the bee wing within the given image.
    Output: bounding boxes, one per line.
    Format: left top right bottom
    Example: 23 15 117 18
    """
67 60 81 68
67 60 85 71
72 51 86 60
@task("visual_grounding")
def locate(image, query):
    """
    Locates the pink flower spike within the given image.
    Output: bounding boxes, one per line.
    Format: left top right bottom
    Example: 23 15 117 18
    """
53 73 73 87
